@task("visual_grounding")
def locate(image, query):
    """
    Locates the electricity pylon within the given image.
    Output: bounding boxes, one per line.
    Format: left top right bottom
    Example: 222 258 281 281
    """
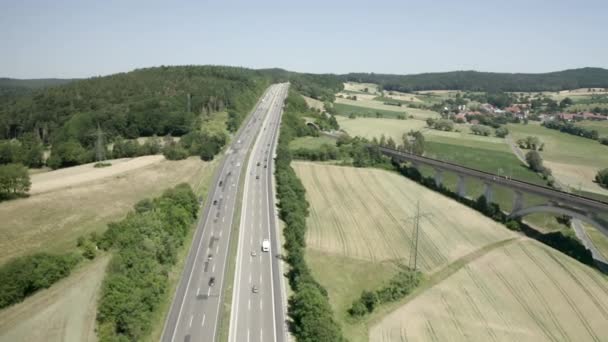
404 201 433 270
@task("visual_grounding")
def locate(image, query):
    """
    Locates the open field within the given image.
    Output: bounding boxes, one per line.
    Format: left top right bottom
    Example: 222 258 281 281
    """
371 238 608 342
0 156 216 265
507 122 608 195
575 120 608 137
336 117 507 150
303 95 325 111
289 135 336 149
0 255 110 342
294 162 514 272
344 82 380 94
336 116 565 230
335 97 440 120
29 155 165 194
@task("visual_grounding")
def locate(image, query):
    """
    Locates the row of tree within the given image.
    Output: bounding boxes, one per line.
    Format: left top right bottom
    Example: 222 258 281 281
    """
542 120 601 141
0 252 81 309
348 269 421 317
96 184 198 341
277 91 346 341
345 68 608 92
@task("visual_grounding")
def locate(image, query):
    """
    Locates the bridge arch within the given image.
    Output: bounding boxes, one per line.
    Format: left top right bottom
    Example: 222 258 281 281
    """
509 204 608 237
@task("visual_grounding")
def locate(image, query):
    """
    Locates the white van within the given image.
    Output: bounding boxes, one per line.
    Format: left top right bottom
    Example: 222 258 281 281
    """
262 239 270 252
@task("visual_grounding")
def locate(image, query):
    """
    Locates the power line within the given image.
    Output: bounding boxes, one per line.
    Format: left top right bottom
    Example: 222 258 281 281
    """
404 200 433 271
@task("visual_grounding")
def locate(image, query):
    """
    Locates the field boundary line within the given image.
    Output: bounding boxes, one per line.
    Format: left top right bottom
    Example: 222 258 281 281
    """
363 237 520 329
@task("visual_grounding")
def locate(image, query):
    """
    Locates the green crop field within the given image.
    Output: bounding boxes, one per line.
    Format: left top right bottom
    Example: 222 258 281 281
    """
334 98 440 120
336 117 507 150
294 162 608 342
507 122 608 196
289 135 336 150
575 120 608 137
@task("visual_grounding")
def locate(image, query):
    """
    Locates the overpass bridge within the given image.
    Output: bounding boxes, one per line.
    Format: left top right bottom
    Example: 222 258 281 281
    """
378 146 608 237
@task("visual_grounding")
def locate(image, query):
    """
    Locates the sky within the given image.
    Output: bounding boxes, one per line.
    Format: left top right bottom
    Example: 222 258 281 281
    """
1 0 607 79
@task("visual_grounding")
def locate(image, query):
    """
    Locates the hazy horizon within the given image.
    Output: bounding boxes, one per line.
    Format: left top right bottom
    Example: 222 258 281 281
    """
2 0 607 79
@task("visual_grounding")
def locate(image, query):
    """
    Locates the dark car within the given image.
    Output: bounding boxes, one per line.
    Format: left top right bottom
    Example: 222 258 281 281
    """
213 199 217 205
257 162 261 166
209 277 215 287
256 175 260 180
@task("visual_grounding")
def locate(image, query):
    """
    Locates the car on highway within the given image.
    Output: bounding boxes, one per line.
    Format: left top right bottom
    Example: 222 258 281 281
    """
251 285 258 293
219 180 223 186
262 239 270 252
213 199 217 205
256 175 260 180
251 250 257 257
257 162 261 166
209 277 215 287
208 254 213 261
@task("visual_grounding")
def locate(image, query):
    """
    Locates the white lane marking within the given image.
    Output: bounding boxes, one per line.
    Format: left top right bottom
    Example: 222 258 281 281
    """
264 117 280 342
229 85 284 342
260 299 263 311
212 263 216 273
196 287 200 296
201 314 206 327
189 315 193 327
249 273 252 284
261 328 264 342
169 156 230 342
219 230 223 238
215 244 219 254
222 217 225 223
248 299 251 311
260 273 263 284
207 287 211 296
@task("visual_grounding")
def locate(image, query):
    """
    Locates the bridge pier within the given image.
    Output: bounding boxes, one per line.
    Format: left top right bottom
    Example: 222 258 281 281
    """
484 182 493 204
434 169 443 188
457 174 466 198
512 191 524 213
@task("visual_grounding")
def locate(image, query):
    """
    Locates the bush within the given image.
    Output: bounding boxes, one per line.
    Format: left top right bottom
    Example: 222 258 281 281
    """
162 145 189 160
596 168 608 188
0 163 31 200
348 269 421 318
94 162 112 168
0 253 81 309
96 184 198 341
495 126 509 138
525 150 544 172
471 124 493 136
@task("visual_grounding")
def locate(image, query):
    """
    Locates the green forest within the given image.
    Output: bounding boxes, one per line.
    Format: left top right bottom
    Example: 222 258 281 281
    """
345 67 608 92
0 66 344 171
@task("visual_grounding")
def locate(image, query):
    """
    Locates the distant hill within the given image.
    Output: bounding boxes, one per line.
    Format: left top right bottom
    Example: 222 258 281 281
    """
0 78 76 103
0 78 75 90
344 67 608 92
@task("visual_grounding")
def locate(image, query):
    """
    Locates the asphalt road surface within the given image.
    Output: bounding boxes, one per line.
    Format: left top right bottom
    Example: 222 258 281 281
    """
161 83 287 342
228 83 288 342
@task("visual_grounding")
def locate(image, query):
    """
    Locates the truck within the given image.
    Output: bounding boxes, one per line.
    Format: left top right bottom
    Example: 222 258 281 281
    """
262 239 270 252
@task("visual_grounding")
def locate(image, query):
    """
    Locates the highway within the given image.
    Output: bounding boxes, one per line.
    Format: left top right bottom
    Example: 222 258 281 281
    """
161 83 287 342
228 84 288 342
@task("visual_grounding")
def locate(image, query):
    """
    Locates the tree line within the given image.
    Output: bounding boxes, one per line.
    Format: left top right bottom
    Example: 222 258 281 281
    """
96 183 198 341
348 269 421 317
0 252 82 309
276 91 346 341
344 68 608 92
